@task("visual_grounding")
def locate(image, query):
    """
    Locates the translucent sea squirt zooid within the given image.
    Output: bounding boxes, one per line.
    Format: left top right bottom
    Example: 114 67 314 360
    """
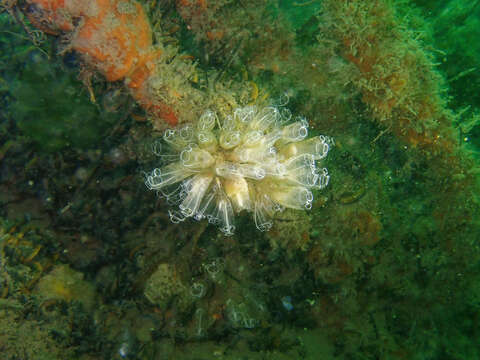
145 105 331 235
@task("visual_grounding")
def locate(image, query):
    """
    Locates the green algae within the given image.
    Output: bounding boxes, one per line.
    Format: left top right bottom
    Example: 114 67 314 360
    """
10 58 116 152
0 15 118 153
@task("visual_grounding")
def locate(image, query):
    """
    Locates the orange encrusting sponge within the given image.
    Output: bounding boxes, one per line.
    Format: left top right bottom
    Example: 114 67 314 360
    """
26 0 178 126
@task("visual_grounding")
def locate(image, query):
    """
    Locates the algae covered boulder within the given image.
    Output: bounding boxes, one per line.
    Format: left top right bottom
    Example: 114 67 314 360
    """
34 264 96 311
9 54 116 152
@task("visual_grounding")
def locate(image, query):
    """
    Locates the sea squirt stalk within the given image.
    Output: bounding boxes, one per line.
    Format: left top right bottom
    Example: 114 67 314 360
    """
145 105 331 235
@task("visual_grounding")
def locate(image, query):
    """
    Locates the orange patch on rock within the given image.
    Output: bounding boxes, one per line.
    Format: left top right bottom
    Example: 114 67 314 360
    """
26 0 182 127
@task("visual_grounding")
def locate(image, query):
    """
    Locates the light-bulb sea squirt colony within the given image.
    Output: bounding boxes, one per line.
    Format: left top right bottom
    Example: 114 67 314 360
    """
145 105 331 235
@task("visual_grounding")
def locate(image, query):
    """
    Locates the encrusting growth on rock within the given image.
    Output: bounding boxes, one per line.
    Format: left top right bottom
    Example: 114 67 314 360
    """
24 0 180 125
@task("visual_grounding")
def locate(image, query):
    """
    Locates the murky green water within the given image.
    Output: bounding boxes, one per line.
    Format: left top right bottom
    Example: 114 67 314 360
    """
0 1 479 359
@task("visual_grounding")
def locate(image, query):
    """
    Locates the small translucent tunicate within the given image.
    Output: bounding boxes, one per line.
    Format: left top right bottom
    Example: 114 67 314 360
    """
220 130 241 149
168 209 186 224
190 281 207 298
234 106 256 123
198 110 217 130
203 258 225 281
276 92 290 106
225 300 258 329
194 308 206 337
243 317 258 329
179 125 194 142
117 327 135 359
281 296 294 311
163 129 176 142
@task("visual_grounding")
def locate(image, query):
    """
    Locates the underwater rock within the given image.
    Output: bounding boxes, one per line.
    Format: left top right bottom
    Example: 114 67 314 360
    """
143 263 188 310
34 264 96 311
266 208 312 253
